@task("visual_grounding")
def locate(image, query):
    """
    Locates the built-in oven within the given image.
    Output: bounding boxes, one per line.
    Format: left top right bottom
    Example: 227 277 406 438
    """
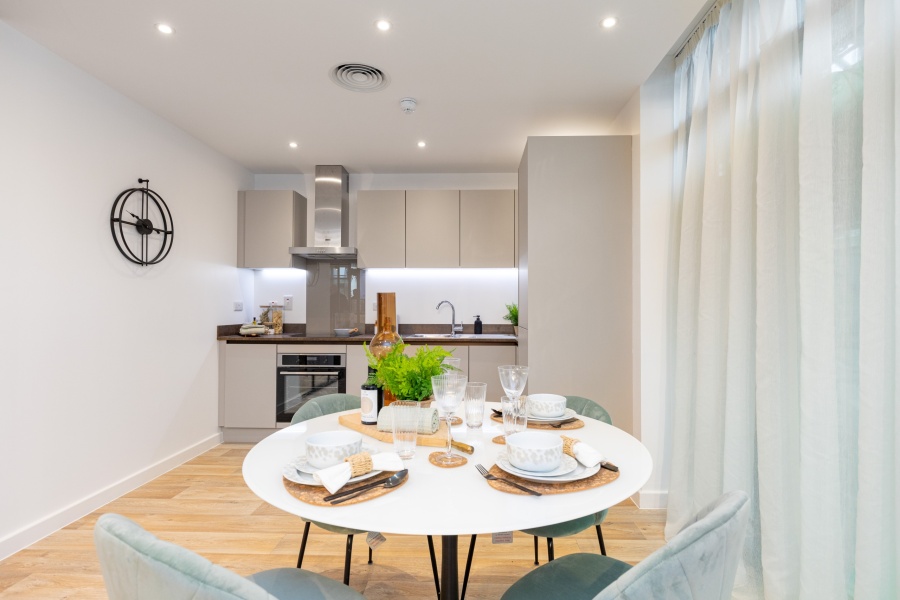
276 353 346 423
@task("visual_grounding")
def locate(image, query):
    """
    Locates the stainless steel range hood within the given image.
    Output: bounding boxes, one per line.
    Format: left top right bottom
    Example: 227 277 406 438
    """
290 165 357 260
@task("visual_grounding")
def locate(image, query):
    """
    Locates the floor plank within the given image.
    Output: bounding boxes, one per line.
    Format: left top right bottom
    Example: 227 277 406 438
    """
0 444 666 598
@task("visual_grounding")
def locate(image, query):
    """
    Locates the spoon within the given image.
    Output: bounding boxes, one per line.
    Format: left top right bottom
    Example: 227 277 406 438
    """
329 470 408 504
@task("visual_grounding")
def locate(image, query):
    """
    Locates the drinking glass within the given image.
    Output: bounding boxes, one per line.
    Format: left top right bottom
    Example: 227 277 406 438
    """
391 401 419 459
442 357 462 372
501 395 528 439
431 371 468 466
464 382 487 428
498 365 529 402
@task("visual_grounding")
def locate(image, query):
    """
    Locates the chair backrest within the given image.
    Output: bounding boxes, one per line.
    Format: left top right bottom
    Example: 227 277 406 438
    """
290 393 361 424
565 396 612 424
94 513 275 600
594 490 750 600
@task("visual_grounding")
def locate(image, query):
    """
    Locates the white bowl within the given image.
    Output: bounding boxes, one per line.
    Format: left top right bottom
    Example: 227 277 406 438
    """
505 431 563 472
527 393 567 418
305 431 363 469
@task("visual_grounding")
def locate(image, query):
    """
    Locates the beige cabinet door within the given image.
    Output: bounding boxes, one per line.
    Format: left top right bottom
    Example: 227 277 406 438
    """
357 190 406 268
222 344 276 428
346 344 370 398
238 190 306 268
406 190 459 267
460 190 515 267
468 345 517 402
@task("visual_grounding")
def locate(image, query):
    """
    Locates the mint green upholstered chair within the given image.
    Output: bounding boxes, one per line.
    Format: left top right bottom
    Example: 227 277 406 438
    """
94 513 365 600
291 393 442 597
500 490 750 600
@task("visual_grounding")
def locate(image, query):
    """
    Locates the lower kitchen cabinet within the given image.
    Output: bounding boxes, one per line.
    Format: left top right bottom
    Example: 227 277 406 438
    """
346 344 370 397
222 344 276 428
469 345 517 402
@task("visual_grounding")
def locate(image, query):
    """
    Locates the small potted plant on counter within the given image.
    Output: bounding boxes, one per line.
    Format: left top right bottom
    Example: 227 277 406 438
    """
503 302 519 336
365 343 452 405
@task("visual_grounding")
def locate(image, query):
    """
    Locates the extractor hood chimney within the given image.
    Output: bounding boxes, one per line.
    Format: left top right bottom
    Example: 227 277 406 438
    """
290 165 357 260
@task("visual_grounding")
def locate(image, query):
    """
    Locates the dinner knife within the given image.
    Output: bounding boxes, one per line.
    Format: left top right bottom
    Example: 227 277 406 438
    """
323 469 408 502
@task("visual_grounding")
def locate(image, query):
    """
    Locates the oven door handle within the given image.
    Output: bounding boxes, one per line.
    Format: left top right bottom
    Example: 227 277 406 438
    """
279 371 342 376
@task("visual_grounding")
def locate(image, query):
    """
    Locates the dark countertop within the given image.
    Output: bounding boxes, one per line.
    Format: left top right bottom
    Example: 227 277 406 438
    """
217 323 518 345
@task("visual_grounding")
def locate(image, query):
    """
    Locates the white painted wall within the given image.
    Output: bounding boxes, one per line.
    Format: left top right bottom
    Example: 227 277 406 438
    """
251 173 519 325
0 22 252 558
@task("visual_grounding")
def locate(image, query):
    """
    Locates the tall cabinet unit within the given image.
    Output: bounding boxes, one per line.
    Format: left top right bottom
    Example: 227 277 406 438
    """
237 190 307 268
517 136 633 433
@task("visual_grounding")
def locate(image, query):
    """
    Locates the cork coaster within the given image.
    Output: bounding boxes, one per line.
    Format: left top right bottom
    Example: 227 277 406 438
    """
489 413 585 431
485 464 619 495
282 472 407 506
428 451 467 468
492 435 506 445
449 416 463 426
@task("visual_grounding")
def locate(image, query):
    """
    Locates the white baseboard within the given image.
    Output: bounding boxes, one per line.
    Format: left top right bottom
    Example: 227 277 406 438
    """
0 432 223 561
635 489 668 509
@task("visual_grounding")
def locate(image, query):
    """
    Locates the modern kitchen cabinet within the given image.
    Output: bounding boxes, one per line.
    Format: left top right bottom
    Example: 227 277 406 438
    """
356 190 406 268
460 190 515 267
222 344 276 428
237 190 306 268
405 190 460 267
346 344 370 397
468 344 517 401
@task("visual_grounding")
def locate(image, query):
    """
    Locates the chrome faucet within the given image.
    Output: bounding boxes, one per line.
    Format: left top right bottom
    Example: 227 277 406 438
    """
436 300 463 337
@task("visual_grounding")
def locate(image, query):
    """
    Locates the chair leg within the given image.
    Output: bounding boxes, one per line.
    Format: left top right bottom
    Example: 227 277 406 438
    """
461 535 477 600
296 521 311 569
547 537 555 562
427 535 440 599
343 535 353 585
533 535 539 565
596 524 607 556
368 546 373 565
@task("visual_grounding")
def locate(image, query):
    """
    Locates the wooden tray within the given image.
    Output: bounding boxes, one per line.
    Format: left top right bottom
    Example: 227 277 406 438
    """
486 464 618 495
283 471 407 506
489 413 585 431
338 412 450 448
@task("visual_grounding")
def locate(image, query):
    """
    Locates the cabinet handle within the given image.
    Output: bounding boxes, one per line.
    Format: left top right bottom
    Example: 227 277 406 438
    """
279 371 341 376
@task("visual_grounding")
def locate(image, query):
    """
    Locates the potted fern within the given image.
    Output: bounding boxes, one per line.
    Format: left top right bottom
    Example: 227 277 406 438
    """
503 302 519 336
365 343 453 404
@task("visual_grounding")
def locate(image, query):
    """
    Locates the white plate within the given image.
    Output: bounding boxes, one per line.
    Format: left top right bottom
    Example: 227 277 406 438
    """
497 453 578 478
294 443 378 475
496 455 602 483
282 456 383 487
526 407 578 422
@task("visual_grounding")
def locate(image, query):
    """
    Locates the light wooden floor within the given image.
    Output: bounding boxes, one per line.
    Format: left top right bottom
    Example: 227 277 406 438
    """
0 444 666 599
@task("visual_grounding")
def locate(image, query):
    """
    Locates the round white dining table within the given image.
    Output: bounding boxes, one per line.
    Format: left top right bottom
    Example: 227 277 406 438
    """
242 404 652 600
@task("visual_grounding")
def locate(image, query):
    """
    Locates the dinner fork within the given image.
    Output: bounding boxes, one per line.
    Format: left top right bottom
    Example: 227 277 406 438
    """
475 464 542 496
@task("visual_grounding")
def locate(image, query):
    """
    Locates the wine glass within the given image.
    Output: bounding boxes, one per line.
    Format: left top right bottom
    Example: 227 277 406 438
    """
431 371 468 466
498 365 528 402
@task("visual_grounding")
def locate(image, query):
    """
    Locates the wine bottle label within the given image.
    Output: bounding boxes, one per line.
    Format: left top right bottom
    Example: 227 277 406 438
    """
360 389 379 424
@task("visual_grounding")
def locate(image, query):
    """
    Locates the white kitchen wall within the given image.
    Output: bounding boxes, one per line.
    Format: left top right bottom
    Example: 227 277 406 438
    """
0 22 252 558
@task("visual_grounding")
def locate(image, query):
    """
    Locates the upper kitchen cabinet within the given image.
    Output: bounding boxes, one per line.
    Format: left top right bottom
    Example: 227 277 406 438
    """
237 190 306 268
357 190 406 268
406 190 460 267
460 190 515 267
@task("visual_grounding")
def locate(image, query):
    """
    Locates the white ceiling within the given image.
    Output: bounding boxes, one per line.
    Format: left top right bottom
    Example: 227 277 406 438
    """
0 0 708 175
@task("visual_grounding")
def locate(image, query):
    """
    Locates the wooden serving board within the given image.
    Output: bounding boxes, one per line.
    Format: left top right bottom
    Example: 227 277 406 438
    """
338 412 450 448
486 464 619 495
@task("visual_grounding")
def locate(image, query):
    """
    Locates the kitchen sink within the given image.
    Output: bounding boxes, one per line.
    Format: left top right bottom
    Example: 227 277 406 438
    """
405 333 516 340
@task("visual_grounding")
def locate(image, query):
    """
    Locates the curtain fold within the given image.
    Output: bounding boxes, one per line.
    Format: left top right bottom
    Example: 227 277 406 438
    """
666 0 898 596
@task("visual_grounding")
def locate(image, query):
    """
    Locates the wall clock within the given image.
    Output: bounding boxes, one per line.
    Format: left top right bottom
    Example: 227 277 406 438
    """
109 179 174 265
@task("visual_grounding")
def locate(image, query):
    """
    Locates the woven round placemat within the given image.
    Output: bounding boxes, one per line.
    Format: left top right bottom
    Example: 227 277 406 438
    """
486 464 618 495
489 413 585 431
283 472 407 507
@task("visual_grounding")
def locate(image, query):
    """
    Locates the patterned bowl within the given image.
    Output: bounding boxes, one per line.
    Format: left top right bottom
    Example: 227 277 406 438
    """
527 393 567 418
305 431 363 469
506 431 563 472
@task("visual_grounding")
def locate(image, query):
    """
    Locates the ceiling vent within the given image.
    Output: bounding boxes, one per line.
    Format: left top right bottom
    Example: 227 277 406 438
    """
329 63 390 93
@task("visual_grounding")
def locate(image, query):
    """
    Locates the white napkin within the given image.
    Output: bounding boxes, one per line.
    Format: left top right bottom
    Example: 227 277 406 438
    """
561 436 606 468
314 452 405 494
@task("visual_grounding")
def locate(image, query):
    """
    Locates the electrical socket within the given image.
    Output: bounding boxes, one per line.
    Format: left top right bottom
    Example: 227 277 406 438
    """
283 295 294 311
233 301 243 311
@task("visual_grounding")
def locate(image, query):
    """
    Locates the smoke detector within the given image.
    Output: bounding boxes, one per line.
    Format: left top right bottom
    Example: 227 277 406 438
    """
399 97 418 114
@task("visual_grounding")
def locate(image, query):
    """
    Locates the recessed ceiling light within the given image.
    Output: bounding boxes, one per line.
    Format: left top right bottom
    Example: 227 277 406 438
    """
376 19 392 31
289 142 298 149
601 17 618 29
417 141 426 148
155 23 175 35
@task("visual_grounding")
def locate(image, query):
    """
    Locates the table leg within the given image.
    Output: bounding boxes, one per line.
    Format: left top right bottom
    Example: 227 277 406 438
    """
440 535 459 600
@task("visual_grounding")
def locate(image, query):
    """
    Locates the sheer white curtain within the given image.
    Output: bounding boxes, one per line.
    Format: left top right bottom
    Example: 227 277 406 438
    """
666 0 898 597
